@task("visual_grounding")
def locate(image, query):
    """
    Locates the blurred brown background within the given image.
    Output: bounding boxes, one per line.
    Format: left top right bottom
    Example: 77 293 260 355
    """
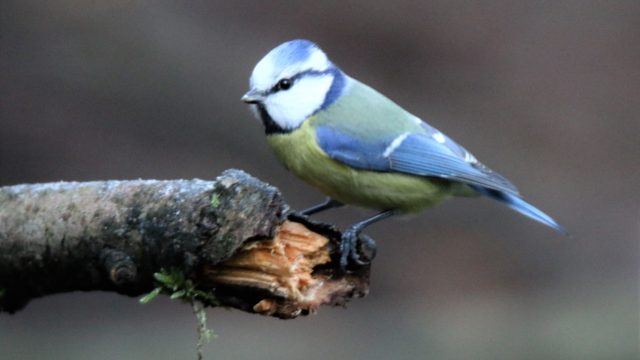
0 1 638 359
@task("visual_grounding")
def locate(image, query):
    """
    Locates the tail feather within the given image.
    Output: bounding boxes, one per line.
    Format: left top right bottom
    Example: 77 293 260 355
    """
471 186 568 235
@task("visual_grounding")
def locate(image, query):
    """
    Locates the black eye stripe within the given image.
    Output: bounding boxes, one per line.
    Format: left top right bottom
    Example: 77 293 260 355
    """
266 68 337 96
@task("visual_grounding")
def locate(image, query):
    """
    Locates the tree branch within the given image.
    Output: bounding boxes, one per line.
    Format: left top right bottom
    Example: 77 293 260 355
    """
0 169 369 318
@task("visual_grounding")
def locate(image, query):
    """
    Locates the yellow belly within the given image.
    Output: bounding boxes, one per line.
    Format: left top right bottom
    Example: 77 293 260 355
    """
266 121 455 212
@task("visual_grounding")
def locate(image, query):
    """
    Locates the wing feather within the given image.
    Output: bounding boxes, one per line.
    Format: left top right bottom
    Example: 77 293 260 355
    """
316 125 519 195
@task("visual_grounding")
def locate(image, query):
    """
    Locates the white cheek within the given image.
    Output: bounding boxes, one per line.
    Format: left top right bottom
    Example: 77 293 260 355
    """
265 75 333 130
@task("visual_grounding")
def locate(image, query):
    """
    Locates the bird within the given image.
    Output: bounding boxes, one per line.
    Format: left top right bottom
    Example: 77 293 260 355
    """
242 39 566 271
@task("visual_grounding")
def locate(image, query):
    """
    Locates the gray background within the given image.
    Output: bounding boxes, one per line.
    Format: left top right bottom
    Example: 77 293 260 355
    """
1 1 637 359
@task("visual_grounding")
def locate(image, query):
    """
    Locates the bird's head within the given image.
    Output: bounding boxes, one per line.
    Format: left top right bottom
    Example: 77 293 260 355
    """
242 39 347 134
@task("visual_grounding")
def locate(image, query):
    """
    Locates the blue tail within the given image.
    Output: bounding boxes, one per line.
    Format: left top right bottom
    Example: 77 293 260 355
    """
471 186 568 235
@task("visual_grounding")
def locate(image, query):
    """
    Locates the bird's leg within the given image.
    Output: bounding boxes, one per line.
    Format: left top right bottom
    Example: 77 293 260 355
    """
301 198 344 216
340 209 397 271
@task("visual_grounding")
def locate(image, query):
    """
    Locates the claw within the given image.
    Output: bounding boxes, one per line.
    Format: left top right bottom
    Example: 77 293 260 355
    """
338 228 377 272
350 233 376 265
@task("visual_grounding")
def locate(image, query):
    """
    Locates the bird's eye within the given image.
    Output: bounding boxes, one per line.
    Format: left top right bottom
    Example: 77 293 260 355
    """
276 78 292 91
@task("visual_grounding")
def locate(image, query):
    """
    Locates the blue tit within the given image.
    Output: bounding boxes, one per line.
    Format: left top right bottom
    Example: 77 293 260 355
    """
242 39 566 270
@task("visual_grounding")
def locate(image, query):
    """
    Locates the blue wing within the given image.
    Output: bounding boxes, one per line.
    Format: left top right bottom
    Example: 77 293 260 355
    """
315 125 567 234
315 125 519 195
316 124 568 235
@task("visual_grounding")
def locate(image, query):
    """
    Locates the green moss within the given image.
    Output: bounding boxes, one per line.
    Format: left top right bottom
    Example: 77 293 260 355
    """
210 193 220 208
139 268 218 358
138 287 161 304
139 268 218 305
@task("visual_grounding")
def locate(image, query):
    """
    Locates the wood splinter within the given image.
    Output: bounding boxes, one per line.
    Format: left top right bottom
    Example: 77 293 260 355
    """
205 220 369 319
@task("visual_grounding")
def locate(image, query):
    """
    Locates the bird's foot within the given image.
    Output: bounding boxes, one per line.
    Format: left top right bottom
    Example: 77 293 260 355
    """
338 228 377 272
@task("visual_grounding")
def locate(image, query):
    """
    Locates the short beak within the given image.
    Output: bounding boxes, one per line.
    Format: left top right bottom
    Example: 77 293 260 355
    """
241 89 263 104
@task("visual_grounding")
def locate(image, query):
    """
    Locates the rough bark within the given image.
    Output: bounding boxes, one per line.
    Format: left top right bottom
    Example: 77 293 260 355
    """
0 169 369 318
